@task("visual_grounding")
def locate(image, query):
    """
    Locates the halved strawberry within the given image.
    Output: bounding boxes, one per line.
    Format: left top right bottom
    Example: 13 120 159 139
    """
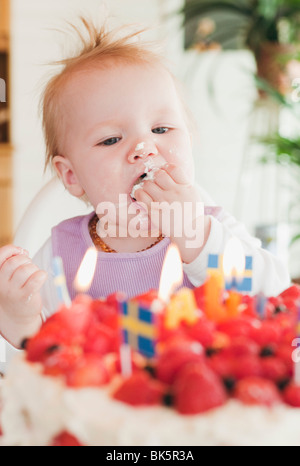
43 346 83 378
65 354 110 388
112 371 164 406
173 362 227 414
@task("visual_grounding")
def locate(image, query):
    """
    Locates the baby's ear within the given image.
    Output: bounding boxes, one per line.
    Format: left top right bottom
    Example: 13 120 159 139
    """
52 155 85 198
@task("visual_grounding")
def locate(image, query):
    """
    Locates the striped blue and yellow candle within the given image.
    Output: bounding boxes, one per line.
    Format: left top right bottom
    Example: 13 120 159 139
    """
52 256 71 307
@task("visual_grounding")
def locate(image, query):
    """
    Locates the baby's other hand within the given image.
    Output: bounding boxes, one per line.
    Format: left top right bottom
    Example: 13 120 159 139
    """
0 245 47 346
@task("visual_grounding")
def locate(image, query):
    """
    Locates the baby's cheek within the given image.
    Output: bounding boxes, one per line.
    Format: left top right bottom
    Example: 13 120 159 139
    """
167 146 195 183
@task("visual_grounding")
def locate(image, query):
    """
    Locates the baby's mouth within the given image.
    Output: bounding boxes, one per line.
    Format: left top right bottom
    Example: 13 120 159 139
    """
130 173 147 201
129 159 161 201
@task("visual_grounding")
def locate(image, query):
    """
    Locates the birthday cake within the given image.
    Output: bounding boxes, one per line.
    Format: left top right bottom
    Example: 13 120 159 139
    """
1 278 300 446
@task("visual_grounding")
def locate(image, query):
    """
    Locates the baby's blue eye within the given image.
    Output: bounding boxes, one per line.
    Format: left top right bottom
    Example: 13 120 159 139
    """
152 127 168 134
102 137 120 146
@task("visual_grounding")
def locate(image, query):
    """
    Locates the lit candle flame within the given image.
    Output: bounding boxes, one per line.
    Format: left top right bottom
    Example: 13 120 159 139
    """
74 247 98 293
223 237 245 285
158 244 183 303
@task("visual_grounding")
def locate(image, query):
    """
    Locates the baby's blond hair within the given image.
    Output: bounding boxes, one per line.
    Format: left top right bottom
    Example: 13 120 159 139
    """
41 17 165 170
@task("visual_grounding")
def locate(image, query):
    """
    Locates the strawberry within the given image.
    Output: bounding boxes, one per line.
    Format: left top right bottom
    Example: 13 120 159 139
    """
184 317 215 348
43 346 83 378
26 321 76 363
112 371 164 406
45 296 93 335
282 383 300 407
223 336 259 357
260 356 289 382
156 339 203 384
217 316 256 340
234 376 280 406
231 355 262 380
207 352 235 378
173 362 227 414
279 285 300 301
156 313 186 344
250 320 282 346
50 431 83 446
66 354 110 388
90 299 119 330
83 322 119 355
276 344 294 376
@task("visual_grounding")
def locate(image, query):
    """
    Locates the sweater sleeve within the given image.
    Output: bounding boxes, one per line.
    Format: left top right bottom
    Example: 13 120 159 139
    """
183 209 291 296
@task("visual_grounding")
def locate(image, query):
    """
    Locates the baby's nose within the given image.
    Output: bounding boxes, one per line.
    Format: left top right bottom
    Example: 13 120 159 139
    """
127 140 158 163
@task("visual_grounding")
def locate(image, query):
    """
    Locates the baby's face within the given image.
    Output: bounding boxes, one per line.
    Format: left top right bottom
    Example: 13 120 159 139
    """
55 60 194 208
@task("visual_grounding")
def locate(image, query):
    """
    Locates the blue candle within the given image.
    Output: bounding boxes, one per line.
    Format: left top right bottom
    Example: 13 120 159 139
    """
52 256 71 307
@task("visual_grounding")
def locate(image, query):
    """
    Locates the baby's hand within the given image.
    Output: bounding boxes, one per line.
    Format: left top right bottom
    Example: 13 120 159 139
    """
0 245 47 347
134 164 211 262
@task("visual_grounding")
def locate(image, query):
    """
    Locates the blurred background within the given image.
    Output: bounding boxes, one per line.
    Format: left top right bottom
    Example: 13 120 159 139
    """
0 0 300 279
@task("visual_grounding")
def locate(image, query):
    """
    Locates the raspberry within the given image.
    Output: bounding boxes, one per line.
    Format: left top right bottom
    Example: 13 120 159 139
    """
156 340 203 384
174 362 227 414
234 376 280 406
112 371 164 406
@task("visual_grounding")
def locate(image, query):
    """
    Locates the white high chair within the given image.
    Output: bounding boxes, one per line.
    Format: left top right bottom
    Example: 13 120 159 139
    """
13 177 93 258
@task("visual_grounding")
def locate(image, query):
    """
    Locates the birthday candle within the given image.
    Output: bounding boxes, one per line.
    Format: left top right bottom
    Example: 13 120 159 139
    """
119 343 132 378
255 292 267 319
52 256 71 307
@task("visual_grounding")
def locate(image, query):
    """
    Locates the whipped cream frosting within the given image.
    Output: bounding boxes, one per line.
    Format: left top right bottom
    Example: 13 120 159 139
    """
2 355 300 446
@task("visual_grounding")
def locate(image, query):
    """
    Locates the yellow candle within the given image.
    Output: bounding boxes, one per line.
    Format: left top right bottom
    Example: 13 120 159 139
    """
225 290 241 318
165 288 198 329
204 272 227 322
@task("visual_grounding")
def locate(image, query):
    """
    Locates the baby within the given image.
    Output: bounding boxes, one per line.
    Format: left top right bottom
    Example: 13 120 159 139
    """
0 18 290 369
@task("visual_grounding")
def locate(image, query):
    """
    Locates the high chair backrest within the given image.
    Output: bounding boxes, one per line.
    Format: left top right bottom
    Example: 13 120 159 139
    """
13 177 93 258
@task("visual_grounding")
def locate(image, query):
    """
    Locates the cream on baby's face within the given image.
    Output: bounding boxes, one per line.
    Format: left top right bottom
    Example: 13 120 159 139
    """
56 60 195 208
